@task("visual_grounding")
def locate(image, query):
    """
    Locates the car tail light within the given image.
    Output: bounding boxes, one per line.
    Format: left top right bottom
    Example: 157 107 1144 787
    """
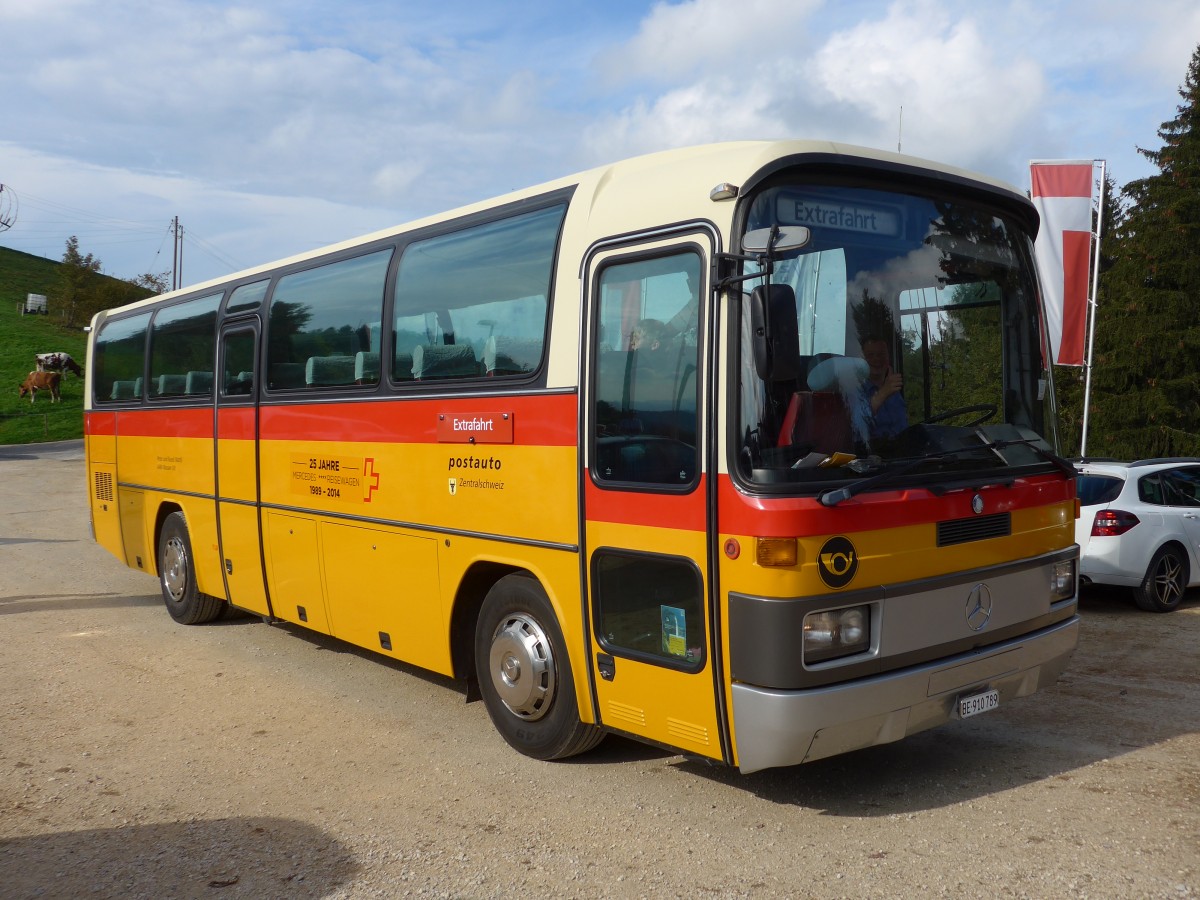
1092 509 1139 536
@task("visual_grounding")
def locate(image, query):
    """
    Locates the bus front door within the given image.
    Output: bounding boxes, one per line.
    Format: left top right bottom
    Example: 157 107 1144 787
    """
214 322 271 617
582 238 726 764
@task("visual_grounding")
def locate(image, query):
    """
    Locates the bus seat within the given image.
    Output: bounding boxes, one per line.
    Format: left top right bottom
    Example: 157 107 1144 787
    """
305 355 355 387
156 373 186 396
133 377 143 398
412 344 477 380
185 371 214 395
354 351 381 384
483 336 542 376
393 352 414 382
110 380 137 400
777 390 855 454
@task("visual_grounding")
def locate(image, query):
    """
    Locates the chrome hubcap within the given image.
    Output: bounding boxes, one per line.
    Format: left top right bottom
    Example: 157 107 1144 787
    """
163 536 188 602
488 613 555 720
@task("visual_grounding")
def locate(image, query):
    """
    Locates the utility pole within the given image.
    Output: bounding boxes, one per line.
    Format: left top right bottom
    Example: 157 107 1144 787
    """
171 216 184 291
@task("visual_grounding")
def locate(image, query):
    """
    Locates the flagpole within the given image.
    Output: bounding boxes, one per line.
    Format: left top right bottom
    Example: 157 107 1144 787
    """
1079 159 1106 458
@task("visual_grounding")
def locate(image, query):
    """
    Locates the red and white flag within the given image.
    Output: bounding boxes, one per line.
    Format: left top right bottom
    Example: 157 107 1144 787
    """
1030 160 1096 366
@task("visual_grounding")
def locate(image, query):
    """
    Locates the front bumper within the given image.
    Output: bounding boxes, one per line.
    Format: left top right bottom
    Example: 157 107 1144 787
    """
730 614 1079 773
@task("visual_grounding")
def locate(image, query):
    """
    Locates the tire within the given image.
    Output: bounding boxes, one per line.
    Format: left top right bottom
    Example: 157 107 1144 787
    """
158 512 225 625
1133 545 1188 613
474 574 604 760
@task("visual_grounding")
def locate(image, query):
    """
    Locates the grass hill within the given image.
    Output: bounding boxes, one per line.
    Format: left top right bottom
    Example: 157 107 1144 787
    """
0 246 91 443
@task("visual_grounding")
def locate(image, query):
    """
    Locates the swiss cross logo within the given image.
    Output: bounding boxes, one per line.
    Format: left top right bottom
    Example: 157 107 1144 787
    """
363 458 380 502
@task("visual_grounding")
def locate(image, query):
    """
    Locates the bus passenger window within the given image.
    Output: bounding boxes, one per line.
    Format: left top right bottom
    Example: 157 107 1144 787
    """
266 249 391 391
392 204 565 384
148 292 221 400
93 312 151 404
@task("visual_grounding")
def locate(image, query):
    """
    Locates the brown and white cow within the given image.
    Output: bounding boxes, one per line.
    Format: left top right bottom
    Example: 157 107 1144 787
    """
35 352 82 377
18 371 62 404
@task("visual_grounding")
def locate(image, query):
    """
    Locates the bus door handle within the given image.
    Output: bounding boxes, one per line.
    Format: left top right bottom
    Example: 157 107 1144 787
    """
597 652 616 681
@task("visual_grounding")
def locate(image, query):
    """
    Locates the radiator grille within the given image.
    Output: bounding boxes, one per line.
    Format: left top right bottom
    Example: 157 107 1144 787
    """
94 471 114 502
937 512 1011 546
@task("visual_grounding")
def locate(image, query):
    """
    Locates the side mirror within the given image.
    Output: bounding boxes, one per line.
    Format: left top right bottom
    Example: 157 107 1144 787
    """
749 284 801 381
742 226 811 254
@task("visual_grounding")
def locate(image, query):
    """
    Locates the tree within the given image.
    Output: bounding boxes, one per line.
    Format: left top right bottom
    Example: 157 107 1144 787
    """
55 235 102 329
1087 44 1200 458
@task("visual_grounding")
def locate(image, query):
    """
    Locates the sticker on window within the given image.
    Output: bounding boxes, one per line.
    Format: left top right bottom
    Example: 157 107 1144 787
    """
661 605 687 658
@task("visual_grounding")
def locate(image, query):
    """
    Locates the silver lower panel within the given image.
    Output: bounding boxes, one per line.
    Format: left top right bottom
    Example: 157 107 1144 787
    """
731 615 1079 773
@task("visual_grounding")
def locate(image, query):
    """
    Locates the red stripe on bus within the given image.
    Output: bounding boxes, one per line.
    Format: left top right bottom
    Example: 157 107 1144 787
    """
584 476 708 530
716 473 1073 537
111 407 214 438
217 407 257 440
259 394 578 445
85 412 117 436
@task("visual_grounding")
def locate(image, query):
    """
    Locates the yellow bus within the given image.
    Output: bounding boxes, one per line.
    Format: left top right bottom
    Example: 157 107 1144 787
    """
85 141 1079 773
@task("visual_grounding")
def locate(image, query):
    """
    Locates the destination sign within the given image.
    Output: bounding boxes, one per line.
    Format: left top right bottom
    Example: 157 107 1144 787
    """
776 195 902 238
436 411 514 444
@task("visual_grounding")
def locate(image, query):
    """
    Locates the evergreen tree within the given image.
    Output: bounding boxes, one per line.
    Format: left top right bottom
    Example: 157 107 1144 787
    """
1087 44 1200 459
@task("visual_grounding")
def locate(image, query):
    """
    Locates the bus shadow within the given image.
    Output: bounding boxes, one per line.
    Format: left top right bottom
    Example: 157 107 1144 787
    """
0 816 356 897
678 595 1200 815
0 591 162 616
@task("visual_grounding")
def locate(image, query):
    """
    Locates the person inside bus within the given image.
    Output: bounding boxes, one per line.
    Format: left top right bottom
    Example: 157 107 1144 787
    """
858 335 907 440
629 318 668 352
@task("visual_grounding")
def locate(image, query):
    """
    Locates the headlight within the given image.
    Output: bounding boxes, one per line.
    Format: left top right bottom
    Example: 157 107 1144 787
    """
1050 558 1076 602
803 605 870 664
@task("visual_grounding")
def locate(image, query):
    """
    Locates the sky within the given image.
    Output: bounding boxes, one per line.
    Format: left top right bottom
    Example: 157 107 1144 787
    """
1 0 1197 288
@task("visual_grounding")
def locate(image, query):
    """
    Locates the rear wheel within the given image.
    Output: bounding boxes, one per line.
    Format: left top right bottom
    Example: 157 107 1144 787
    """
474 574 603 760
158 512 225 624
1133 545 1188 613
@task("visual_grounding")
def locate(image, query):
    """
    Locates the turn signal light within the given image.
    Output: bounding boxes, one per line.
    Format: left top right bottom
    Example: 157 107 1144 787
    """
1091 509 1139 537
755 537 798 567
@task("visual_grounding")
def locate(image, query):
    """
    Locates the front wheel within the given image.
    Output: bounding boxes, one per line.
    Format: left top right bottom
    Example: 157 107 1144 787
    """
158 512 225 624
474 574 603 760
1133 545 1188 613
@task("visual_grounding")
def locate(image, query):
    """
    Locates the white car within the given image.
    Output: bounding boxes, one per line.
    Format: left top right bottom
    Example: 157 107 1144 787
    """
1075 458 1200 612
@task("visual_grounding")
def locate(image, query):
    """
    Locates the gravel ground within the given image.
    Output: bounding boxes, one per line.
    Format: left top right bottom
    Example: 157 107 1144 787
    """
1 443 1197 899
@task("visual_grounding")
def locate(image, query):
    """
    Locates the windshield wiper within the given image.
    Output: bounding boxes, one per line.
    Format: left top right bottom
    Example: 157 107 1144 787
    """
971 434 1076 478
818 451 963 507
818 437 1075 507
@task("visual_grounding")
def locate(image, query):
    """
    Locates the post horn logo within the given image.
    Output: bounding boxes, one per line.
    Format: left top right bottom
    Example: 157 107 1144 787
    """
817 536 858 588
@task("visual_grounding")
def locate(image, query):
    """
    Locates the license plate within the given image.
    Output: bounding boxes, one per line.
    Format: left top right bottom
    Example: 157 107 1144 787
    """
958 688 999 719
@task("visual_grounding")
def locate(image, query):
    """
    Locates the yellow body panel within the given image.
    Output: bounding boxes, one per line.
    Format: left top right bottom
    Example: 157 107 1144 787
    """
319 521 445 672
217 502 270 615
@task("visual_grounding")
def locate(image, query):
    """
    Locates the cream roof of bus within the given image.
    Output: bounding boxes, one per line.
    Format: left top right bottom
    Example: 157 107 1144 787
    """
103 139 1027 315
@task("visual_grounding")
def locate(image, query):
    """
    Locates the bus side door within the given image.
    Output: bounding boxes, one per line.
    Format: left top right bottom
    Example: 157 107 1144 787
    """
582 235 726 763
215 322 271 616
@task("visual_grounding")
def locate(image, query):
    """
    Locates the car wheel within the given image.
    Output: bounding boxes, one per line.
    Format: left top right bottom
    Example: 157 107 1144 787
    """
1133 545 1188 613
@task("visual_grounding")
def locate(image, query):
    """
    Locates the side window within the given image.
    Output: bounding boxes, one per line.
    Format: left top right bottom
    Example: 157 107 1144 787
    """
93 312 151 403
392 204 565 383
592 251 701 487
592 551 705 671
148 293 221 398
1138 474 1167 506
224 279 269 316
221 330 257 398
1163 468 1200 507
266 249 392 390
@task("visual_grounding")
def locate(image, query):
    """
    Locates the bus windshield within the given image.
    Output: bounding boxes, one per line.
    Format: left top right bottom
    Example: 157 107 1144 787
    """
736 180 1058 489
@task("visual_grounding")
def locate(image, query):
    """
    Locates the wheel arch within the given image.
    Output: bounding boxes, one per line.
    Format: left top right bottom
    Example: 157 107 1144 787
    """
449 561 524 684
150 500 184 578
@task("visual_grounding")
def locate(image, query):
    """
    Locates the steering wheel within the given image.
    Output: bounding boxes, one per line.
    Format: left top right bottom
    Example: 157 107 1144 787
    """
920 403 997 428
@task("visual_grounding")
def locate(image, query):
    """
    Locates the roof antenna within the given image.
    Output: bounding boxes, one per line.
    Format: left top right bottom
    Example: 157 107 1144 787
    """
897 106 903 153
